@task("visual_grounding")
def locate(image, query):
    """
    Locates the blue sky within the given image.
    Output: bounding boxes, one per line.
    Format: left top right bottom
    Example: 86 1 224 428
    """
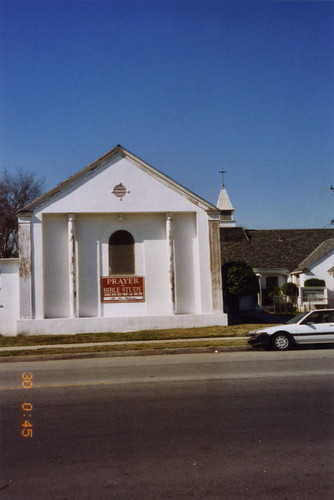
1 0 333 229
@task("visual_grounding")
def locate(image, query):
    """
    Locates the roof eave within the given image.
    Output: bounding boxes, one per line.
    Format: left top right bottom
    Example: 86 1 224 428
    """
17 145 124 214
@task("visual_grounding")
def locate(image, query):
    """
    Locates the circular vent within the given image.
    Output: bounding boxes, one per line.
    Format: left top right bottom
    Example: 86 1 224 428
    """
112 183 127 200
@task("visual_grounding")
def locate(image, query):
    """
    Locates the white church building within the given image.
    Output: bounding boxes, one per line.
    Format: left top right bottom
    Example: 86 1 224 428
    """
0 145 227 336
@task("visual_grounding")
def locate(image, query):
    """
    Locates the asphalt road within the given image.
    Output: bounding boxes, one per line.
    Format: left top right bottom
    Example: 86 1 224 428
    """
1 350 334 499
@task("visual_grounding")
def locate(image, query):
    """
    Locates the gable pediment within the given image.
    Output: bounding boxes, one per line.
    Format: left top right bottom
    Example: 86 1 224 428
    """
19 145 217 215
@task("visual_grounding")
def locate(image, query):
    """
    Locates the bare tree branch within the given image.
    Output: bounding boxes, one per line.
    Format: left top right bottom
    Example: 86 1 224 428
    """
0 168 45 258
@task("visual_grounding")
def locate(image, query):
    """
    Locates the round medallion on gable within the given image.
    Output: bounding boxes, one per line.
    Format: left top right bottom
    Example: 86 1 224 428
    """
112 183 129 200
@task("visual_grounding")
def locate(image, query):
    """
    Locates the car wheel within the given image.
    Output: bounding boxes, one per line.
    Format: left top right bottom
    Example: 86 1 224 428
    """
272 332 292 351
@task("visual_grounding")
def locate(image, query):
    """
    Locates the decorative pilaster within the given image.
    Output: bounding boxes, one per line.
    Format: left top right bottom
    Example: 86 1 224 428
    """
208 215 223 311
18 212 33 319
68 214 77 318
166 213 175 313
97 238 102 317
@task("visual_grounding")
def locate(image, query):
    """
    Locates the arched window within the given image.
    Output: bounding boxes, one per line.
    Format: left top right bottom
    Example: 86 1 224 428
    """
109 230 135 275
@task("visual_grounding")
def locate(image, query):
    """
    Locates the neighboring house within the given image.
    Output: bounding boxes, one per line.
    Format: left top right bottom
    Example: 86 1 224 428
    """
220 227 334 311
291 239 334 310
0 145 226 336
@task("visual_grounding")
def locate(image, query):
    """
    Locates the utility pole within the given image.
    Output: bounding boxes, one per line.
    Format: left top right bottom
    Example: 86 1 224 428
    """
331 186 334 225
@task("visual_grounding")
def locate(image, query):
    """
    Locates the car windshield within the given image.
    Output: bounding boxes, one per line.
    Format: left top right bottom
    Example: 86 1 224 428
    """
286 312 310 324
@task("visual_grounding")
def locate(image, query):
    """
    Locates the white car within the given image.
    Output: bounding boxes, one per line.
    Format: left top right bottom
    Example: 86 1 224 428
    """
248 309 334 351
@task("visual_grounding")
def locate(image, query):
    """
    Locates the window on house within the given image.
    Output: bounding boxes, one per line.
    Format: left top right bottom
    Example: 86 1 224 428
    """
109 230 135 275
301 287 326 304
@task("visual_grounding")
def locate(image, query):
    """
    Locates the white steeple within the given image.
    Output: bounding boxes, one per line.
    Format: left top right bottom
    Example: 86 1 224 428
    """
217 185 234 211
217 169 236 227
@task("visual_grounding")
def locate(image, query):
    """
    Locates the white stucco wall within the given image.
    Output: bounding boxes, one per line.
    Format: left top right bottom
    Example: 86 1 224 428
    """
173 213 197 313
38 212 206 321
77 213 172 318
39 157 202 215
43 214 69 318
0 259 19 335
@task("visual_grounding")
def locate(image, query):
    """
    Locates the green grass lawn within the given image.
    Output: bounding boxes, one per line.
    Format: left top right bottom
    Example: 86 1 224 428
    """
0 324 270 347
0 338 250 358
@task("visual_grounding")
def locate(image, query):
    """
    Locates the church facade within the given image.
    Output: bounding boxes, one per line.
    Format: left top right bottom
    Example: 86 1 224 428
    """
0 145 227 336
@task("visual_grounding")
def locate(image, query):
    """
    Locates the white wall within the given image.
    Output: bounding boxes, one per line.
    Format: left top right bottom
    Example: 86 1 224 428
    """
76 214 102 318
43 215 69 318
76 213 173 318
41 213 203 320
40 157 200 215
77 213 200 318
173 213 197 313
0 259 19 335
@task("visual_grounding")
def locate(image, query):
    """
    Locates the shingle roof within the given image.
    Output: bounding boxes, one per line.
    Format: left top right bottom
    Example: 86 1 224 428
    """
220 228 334 270
294 239 334 272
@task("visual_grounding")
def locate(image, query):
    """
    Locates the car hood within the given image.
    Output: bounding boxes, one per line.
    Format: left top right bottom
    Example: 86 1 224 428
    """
249 325 285 335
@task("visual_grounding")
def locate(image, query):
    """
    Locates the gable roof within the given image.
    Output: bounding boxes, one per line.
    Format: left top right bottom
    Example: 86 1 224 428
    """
293 239 334 272
18 145 218 214
220 228 334 270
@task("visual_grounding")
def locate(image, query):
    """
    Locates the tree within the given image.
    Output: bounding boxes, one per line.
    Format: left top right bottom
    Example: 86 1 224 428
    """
280 282 298 298
0 168 45 258
222 261 259 310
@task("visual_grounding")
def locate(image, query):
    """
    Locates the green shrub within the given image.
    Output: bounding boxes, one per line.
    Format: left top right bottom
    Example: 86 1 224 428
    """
304 278 325 287
222 261 259 310
280 282 298 297
225 262 259 297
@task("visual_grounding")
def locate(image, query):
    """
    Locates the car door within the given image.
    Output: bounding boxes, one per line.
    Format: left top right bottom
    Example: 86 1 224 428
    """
295 310 334 344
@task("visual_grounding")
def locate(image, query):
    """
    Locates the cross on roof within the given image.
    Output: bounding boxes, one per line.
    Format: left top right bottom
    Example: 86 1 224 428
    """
219 169 227 187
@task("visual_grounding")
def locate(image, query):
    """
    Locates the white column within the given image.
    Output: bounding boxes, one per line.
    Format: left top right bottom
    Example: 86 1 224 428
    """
166 213 175 313
33 219 44 319
208 216 223 312
97 239 102 317
68 214 77 318
18 213 33 319
256 273 262 307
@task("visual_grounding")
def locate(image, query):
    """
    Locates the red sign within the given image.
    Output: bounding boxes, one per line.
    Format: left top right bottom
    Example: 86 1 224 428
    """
101 276 145 303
